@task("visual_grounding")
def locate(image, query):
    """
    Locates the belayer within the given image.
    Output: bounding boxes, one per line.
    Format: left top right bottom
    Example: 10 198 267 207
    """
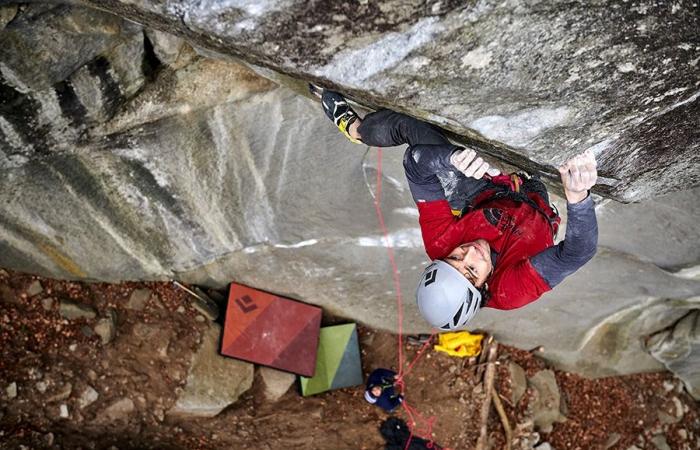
364 368 404 412
320 89 598 330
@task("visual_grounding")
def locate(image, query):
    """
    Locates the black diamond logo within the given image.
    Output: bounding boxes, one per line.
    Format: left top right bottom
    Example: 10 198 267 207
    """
424 269 437 287
235 295 257 313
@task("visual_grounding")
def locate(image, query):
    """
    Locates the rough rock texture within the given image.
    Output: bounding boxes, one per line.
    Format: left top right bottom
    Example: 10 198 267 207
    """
77 0 700 203
647 309 700 400
0 4 148 166
169 324 254 417
0 4 699 391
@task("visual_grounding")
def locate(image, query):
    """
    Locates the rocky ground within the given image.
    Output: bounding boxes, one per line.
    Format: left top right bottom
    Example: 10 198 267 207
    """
0 270 698 450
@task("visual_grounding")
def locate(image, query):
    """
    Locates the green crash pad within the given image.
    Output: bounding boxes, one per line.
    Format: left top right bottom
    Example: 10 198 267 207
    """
300 323 363 396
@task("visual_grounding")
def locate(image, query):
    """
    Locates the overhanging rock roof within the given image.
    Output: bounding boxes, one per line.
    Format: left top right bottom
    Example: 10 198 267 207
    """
81 0 700 202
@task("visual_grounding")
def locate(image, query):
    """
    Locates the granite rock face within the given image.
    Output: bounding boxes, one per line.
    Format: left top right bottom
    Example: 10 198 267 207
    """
78 0 700 203
0 4 149 166
0 4 699 392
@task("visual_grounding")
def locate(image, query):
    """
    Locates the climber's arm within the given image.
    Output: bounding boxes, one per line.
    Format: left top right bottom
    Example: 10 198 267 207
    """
530 196 598 287
531 150 599 287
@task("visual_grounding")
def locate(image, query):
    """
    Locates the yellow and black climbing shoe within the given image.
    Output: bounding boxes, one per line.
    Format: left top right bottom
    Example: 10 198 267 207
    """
321 89 362 144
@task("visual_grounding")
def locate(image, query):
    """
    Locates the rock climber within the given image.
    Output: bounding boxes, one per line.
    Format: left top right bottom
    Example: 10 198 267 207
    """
364 368 404 412
319 89 598 331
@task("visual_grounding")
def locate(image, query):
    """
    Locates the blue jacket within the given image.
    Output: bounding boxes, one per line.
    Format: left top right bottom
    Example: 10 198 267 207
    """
365 368 403 412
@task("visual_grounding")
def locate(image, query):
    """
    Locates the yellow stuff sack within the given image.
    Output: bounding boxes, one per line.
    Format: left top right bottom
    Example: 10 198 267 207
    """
434 331 484 358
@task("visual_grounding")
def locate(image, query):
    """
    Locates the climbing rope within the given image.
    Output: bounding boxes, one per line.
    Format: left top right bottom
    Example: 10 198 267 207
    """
371 147 439 449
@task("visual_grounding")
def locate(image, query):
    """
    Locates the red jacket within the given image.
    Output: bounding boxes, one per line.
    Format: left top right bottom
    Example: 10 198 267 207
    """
417 191 561 310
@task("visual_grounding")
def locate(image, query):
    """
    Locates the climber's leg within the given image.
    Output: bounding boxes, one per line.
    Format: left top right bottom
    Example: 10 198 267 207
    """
357 109 450 148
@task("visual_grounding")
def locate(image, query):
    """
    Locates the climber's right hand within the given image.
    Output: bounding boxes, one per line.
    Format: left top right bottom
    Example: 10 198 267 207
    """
559 149 598 204
450 148 499 179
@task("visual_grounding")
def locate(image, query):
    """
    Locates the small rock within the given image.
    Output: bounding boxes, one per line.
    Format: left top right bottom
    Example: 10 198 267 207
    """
6 382 17 399
509 361 527 405
448 365 457 374
658 411 675 425
0 5 18 30
528 369 567 433
677 429 687 440
69 343 77 352
0 285 17 304
41 298 54 310
195 315 206 322
168 325 253 417
154 408 165 422
662 380 675 391
94 309 117 345
132 323 156 339
59 299 96 320
534 443 554 450
604 433 621 449
671 397 684 420
44 432 54 446
36 381 48 393
101 398 135 422
176 306 185 313
46 383 72 403
658 396 684 424
651 434 671 450
27 368 42 380
259 367 296 402
127 289 151 310
87 370 98 381
78 386 99 409
59 404 69 418
26 280 43 297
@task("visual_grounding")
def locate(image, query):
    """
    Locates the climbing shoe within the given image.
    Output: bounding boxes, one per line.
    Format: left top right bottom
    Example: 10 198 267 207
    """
320 89 362 144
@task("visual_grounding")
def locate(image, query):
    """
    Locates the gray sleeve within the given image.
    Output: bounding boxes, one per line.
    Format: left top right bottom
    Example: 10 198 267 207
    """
530 195 598 287
403 144 461 202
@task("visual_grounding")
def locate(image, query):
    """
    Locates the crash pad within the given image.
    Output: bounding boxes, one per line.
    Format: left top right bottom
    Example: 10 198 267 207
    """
300 323 363 396
221 283 322 377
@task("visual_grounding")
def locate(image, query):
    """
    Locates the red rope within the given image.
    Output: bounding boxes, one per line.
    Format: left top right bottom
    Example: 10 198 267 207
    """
371 147 440 450
372 147 406 378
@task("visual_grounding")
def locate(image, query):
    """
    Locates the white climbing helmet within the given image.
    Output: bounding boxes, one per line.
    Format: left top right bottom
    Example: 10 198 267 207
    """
415 260 482 331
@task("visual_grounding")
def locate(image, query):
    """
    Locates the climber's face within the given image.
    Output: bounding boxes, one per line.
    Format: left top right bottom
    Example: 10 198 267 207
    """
443 240 493 288
371 386 382 397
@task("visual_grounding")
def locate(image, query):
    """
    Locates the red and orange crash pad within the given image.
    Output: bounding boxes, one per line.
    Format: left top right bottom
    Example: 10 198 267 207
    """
221 283 322 377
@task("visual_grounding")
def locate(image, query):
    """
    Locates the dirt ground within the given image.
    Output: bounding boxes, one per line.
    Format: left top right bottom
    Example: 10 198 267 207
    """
1 270 698 449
